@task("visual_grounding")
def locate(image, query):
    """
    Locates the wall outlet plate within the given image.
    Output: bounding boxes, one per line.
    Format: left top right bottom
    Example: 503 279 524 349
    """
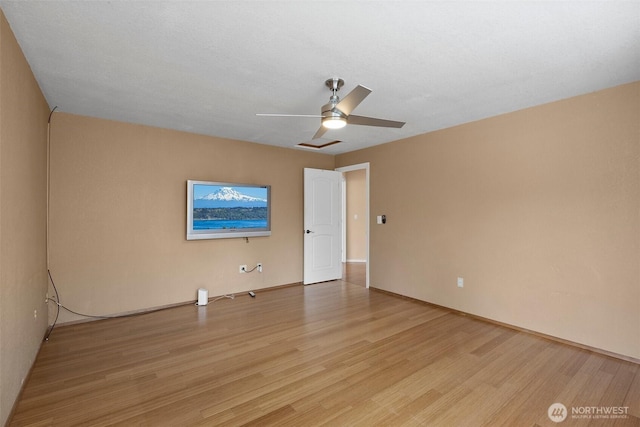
457 277 464 288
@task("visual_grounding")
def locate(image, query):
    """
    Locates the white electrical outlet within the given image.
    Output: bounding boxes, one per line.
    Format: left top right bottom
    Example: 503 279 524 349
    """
239 265 247 273
34 310 37 319
257 263 262 273
457 277 464 288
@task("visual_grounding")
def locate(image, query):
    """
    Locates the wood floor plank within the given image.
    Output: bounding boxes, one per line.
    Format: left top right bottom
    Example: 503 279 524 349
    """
9 279 639 426
623 365 640 419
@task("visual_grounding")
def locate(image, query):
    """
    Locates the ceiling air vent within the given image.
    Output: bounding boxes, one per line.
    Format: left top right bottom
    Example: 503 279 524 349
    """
297 140 342 150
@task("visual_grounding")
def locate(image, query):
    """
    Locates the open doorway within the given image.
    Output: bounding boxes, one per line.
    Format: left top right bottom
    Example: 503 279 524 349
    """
336 163 369 288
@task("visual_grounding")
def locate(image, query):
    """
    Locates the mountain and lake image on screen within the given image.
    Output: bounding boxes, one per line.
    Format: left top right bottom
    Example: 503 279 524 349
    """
192 185 268 230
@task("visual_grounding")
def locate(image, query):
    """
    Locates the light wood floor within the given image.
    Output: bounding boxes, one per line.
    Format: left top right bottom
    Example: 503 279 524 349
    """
10 280 639 426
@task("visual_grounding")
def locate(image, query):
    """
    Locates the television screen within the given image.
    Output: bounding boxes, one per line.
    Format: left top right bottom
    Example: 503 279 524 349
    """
186 180 271 240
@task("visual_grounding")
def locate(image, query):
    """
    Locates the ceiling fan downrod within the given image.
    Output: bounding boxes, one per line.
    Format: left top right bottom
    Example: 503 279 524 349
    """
325 78 344 103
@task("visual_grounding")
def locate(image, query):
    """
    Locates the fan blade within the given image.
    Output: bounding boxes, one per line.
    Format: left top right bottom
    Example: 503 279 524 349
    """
312 126 328 140
256 113 322 118
335 85 372 116
347 115 405 128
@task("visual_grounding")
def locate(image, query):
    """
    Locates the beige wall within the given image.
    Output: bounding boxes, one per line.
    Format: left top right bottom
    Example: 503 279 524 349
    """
0 11 49 425
49 113 334 323
337 82 640 360
346 169 367 261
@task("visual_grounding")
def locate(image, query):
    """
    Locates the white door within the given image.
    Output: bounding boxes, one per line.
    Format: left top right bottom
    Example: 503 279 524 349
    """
303 168 343 285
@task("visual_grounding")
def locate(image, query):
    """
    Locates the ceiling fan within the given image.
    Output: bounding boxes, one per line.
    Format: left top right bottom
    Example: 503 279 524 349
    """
257 78 405 140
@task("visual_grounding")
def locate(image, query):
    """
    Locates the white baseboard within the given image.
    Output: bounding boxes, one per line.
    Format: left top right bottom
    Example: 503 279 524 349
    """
346 259 367 263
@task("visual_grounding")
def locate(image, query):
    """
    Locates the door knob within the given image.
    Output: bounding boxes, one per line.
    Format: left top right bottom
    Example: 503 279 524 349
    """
305 229 314 234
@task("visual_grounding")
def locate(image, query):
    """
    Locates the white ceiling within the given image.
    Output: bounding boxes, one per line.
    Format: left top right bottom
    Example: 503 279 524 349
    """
2 1 639 155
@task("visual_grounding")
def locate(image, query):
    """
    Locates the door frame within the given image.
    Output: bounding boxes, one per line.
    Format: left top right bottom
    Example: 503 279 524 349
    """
335 162 370 288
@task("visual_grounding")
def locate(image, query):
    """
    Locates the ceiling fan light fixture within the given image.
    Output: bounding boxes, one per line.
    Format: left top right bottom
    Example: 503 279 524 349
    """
322 116 347 129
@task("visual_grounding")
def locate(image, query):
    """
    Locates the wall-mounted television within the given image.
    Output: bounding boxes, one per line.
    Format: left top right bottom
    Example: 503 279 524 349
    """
186 180 271 240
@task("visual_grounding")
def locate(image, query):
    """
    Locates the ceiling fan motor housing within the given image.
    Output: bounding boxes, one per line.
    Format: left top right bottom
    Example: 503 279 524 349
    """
321 102 346 119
